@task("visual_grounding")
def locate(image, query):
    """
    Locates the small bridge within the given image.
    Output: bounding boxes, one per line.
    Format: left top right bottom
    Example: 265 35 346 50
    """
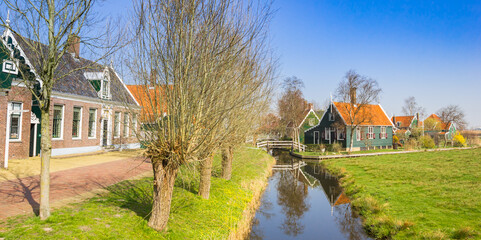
256 141 306 152
272 161 307 171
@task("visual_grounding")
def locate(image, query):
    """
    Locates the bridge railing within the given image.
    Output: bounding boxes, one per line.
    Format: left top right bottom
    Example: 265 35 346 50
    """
256 140 306 152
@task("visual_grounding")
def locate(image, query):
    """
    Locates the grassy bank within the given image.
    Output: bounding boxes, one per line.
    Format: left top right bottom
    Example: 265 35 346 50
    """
296 148 402 156
0 146 275 239
323 148 481 239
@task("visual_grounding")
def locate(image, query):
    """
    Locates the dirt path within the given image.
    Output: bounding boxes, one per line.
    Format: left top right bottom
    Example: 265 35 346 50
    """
0 156 151 219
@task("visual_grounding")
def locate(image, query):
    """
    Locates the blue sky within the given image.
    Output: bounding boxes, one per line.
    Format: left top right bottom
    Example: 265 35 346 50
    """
100 0 481 128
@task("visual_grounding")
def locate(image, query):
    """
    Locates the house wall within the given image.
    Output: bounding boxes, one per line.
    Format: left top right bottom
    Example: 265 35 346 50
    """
0 86 33 163
300 111 320 144
49 97 103 153
345 126 393 149
110 106 140 149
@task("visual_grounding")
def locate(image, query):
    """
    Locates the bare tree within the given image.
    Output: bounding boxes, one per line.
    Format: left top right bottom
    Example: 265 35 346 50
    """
437 105 467 130
278 76 307 139
128 0 274 231
402 96 425 117
335 70 382 152
0 0 122 220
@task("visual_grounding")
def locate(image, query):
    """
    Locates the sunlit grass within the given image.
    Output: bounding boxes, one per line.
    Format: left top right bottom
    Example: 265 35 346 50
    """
324 148 481 239
0 146 274 239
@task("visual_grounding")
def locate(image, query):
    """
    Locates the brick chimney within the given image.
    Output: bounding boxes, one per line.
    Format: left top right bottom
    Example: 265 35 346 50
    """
68 34 80 59
350 87 357 105
308 103 313 110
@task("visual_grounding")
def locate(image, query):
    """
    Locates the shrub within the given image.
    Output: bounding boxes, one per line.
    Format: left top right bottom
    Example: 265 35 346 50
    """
466 136 481 147
331 142 343 153
392 135 399 144
404 138 419 150
419 135 435 149
453 133 466 147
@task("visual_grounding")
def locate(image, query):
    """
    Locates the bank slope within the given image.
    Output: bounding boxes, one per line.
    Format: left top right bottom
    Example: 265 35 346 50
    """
324 148 481 239
0 146 275 240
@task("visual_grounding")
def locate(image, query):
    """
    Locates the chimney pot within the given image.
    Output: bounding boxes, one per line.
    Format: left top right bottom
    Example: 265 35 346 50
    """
68 34 80 59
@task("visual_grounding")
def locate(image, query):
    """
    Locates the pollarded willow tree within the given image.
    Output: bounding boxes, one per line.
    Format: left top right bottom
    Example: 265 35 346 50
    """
0 0 122 220
128 0 275 231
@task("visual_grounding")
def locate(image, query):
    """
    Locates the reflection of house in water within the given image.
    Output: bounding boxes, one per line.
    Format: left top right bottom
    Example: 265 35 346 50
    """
300 163 351 215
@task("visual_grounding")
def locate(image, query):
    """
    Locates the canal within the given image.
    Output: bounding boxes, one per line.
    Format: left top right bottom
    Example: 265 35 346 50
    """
248 149 371 240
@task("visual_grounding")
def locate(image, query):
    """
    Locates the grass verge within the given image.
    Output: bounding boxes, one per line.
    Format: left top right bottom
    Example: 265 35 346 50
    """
323 148 481 239
0 146 274 239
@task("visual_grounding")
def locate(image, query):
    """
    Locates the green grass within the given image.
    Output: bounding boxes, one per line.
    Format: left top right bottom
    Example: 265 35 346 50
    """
323 148 481 239
296 148 403 156
0 146 274 239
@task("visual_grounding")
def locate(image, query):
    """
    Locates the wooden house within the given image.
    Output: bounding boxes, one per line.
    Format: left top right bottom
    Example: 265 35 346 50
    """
298 103 321 144
424 114 456 141
391 113 420 137
304 102 394 151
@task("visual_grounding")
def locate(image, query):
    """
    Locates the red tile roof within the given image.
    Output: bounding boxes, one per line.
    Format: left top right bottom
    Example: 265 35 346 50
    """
333 102 392 126
126 85 168 122
391 116 414 128
425 114 452 131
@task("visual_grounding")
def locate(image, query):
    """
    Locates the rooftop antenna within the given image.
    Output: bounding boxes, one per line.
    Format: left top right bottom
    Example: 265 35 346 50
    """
6 10 10 27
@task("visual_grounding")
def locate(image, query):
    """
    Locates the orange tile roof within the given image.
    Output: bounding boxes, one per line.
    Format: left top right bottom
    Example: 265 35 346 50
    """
391 116 414 128
332 102 392 126
425 114 452 131
334 192 351 206
126 85 168 122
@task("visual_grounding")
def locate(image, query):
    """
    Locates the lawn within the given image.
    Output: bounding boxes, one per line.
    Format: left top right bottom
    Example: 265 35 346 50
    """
0 146 274 239
324 148 481 239
296 148 403 156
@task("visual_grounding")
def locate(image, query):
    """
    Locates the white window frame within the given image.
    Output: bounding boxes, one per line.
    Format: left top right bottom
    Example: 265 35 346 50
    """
325 127 330 140
123 113 130 137
53 105 65 140
329 113 335 121
72 106 82 139
381 126 386 139
368 126 374 139
337 128 344 140
132 113 138 134
8 102 23 141
356 127 361 141
88 108 97 139
114 112 121 138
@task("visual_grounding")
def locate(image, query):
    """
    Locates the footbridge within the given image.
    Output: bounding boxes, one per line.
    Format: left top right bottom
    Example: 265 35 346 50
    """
256 140 306 152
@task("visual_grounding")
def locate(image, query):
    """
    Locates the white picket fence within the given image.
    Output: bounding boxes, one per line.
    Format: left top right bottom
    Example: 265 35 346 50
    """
256 140 306 152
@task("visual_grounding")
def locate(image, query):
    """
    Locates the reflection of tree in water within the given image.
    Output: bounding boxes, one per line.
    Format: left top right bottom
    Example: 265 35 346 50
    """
333 204 370 240
276 170 310 237
249 194 274 240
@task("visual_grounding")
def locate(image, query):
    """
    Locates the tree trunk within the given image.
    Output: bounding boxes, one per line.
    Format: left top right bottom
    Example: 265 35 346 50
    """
39 107 51 220
198 154 213 199
148 160 178 232
349 127 354 153
221 146 233 180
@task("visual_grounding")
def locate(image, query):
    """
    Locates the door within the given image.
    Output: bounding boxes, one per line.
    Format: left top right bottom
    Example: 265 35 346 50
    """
102 119 108 146
29 124 35 157
314 131 319 144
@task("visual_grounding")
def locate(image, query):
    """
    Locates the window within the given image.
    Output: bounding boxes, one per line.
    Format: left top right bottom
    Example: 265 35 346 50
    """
132 114 138 133
381 126 386 139
325 127 330 140
114 112 120 137
53 105 64 139
88 108 97 138
9 102 22 140
397 121 401 128
309 118 315 126
337 128 345 140
72 107 82 139
123 113 129 137
356 127 361 141
368 126 374 139
329 113 335 121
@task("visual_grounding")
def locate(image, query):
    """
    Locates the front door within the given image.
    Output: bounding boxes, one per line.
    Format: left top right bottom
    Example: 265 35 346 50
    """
102 119 108 146
29 124 35 157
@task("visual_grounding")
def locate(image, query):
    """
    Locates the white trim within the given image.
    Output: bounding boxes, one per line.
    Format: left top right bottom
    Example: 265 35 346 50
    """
51 91 140 110
297 109 320 128
72 106 82 139
88 108 97 139
381 126 386 139
368 126 374 139
51 145 102 156
123 112 129 137
8 102 23 141
313 131 320 144
114 111 121 138
356 127 361 141
2 59 18 74
52 104 65 140
84 72 104 80
1 29 41 82
379 104 395 128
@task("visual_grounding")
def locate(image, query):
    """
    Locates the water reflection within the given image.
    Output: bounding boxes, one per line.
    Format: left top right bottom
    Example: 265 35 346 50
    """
248 150 371 240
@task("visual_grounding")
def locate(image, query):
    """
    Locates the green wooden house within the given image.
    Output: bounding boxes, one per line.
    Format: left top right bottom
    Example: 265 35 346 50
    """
298 104 322 144
304 102 394 151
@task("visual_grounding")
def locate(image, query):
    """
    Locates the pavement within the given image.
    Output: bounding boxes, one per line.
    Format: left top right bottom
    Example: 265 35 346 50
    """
0 155 151 219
